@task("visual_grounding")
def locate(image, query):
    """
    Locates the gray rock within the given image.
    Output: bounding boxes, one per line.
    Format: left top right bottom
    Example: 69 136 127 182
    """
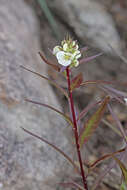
48 0 122 53
0 1 71 189
46 0 127 100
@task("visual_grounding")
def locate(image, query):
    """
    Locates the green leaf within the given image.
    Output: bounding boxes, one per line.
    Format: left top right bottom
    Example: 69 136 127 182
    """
25 99 73 126
79 96 110 148
70 73 83 92
112 156 127 186
20 65 69 99
121 182 127 190
39 52 60 72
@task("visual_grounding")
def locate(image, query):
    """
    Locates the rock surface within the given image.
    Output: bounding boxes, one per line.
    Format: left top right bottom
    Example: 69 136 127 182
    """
45 0 127 102
47 0 122 53
0 1 71 190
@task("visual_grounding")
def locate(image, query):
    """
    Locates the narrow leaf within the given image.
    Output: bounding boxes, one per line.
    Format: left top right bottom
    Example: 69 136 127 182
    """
89 147 125 169
80 80 115 87
21 127 80 173
92 149 126 190
108 43 127 65
108 104 127 143
102 119 122 137
25 99 73 126
77 100 102 121
80 46 89 53
101 85 126 105
39 52 60 72
80 52 103 64
101 86 124 105
79 97 110 147
81 80 127 89
103 85 127 97
20 65 68 99
70 73 83 92
112 156 127 185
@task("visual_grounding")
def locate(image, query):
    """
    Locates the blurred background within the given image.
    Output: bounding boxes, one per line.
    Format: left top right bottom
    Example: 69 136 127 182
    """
0 0 127 190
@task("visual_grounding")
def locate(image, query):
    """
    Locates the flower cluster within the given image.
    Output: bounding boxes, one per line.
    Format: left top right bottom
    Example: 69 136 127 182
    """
53 38 81 67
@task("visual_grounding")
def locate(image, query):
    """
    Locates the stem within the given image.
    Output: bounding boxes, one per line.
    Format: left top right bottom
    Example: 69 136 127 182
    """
66 67 88 190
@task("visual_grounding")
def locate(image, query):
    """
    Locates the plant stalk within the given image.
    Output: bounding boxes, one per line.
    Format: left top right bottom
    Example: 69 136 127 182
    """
66 67 88 190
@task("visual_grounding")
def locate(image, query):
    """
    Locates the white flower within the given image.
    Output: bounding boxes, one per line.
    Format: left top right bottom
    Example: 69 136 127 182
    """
56 51 74 66
53 46 61 55
53 37 81 67
124 98 127 105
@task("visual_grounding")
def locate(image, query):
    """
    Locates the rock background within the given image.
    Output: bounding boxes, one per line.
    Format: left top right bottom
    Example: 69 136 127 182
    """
47 0 122 53
46 0 127 81
0 1 72 190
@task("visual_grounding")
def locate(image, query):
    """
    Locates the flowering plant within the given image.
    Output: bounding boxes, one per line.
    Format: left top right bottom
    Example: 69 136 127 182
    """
53 37 81 67
21 36 127 190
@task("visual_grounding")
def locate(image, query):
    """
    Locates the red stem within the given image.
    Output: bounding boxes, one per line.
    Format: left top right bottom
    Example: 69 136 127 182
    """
66 67 88 190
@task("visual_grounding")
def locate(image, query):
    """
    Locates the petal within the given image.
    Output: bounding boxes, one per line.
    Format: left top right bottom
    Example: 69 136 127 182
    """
72 41 76 46
58 58 71 66
56 51 72 66
75 44 79 50
66 52 75 60
74 60 79 67
63 43 68 51
56 51 65 60
124 98 127 105
73 50 80 56
61 40 65 46
75 53 81 59
76 50 81 54
53 46 61 55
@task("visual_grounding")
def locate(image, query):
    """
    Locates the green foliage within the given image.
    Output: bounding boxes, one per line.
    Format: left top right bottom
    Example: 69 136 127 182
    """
79 96 110 148
37 0 61 39
121 182 127 190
